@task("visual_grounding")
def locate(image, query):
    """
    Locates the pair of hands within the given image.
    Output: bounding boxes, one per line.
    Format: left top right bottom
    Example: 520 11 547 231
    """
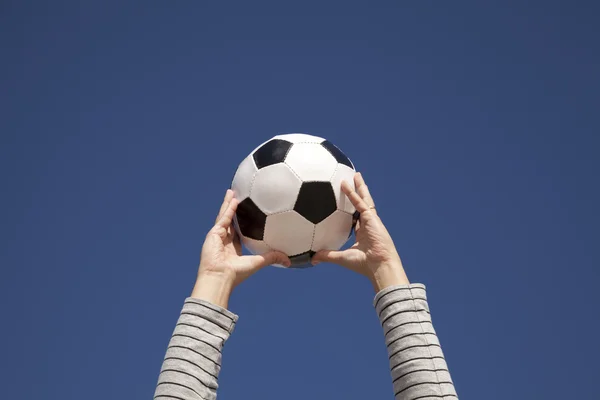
192 173 409 308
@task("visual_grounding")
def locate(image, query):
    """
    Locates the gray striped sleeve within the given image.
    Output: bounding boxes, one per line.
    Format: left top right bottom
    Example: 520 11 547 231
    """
154 298 239 400
374 284 458 400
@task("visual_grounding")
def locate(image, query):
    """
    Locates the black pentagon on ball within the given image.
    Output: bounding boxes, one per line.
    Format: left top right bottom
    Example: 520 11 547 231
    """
235 198 266 240
253 139 293 169
289 250 316 268
294 181 337 224
321 140 353 169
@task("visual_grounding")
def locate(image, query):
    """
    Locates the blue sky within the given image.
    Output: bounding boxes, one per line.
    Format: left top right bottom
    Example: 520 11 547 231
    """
1 2 599 399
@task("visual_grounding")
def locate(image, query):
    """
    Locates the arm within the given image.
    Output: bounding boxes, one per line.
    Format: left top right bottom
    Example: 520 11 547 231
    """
375 283 457 399
313 173 459 399
154 295 237 400
154 190 290 400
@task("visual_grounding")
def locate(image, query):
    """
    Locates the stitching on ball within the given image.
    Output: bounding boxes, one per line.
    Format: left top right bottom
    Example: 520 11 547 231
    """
284 161 303 182
329 162 339 184
330 163 342 211
266 208 299 217
294 140 322 145
262 235 276 251
309 222 317 253
246 169 259 198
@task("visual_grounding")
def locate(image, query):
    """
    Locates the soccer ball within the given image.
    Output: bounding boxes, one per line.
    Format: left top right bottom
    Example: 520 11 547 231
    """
231 133 358 268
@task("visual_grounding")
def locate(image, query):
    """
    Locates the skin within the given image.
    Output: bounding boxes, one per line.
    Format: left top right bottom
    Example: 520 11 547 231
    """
192 172 409 308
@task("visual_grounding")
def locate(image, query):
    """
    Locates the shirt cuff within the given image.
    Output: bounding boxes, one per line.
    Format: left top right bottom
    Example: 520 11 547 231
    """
373 283 427 310
184 297 240 335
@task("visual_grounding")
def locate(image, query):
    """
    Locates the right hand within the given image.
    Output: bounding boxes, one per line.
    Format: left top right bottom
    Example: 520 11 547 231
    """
311 173 410 292
193 190 291 308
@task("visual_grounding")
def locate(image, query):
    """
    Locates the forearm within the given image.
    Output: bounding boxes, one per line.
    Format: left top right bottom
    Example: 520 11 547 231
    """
155 276 237 400
191 272 234 309
375 283 458 399
370 262 410 292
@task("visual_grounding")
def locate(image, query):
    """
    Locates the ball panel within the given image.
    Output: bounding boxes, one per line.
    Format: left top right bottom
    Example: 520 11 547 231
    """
284 143 337 181
263 211 315 256
233 214 242 238
288 250 316 268
241 236 271 255
351 210 360 238
330 164 357 214
273 133 325 144
231 155 257 201
235 198 267 240
294 181 337 224
250 163 302 214
312 210 354 252
253 139 293 169
250 137 273 154
321 140 354 169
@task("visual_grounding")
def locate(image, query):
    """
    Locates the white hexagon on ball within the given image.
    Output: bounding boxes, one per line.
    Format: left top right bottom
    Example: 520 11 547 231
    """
231 155 257 201
250 163 302 214
264 210 315 256
273 133 325 144
284 143 338 182
312 210 354 252
330 164 357 214
242 236 272 255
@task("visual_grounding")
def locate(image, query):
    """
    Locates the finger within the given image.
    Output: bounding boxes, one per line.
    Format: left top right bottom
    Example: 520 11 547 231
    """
354 218 361 233
216 189 234 224
341 180 370 213
247 251 291 269
311 249 347 265
354 172 375 208
215 196 238 230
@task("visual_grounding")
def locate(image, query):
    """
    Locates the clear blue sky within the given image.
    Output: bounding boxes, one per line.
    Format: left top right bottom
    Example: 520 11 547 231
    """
1 2 599 399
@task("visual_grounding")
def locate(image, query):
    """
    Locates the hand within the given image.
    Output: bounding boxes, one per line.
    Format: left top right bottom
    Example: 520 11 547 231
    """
191 189 291 308
312 173 410 292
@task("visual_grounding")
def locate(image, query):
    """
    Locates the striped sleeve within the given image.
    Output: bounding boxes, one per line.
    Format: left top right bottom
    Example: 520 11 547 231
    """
374 283 458 400
154 298 239 400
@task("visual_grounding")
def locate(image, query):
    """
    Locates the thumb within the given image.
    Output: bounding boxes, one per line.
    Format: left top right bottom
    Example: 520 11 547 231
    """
311 249 347 266
247 251 291 269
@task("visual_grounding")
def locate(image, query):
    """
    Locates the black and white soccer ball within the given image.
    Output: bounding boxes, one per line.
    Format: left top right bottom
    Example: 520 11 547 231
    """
231 133 358 268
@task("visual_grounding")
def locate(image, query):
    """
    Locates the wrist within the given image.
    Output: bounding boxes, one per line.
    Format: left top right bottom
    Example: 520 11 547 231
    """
369 261 410 293
191 270 235 309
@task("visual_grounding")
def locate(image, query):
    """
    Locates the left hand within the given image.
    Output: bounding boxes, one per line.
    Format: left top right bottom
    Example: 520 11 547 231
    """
311 173 409 292
191 189 291 308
